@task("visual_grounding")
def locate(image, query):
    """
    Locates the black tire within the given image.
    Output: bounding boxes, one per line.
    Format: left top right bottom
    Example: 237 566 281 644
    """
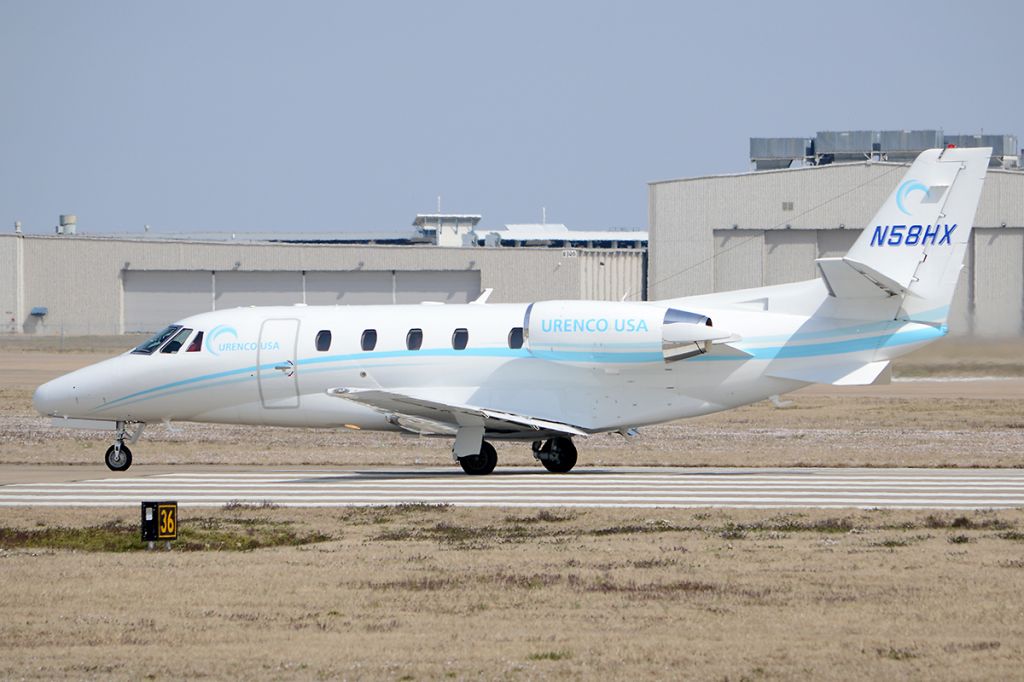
540 437 577 473
105 444 133 472
459 441 497 475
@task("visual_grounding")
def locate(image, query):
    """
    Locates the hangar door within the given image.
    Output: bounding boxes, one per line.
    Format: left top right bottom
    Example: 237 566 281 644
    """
123 271 213 333
123 269 483 332
305 271 395 305
307 270 481 305
214 271 304 309
395 271 481 304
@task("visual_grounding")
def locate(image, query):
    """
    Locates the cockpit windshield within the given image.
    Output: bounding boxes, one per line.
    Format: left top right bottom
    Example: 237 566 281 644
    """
132 325 182 355
160 327 194 354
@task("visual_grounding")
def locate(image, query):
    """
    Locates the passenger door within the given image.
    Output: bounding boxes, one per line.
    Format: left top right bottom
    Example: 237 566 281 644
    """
258 318 300 409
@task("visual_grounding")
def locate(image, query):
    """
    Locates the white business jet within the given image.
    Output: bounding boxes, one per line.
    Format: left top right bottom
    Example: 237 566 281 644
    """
34 147 990 474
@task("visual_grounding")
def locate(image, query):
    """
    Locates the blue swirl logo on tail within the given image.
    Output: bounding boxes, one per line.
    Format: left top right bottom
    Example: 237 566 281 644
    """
896 179 929 215
205 325 238 356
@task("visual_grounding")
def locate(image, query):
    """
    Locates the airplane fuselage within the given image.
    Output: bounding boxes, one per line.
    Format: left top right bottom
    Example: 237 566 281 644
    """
35 293 938 435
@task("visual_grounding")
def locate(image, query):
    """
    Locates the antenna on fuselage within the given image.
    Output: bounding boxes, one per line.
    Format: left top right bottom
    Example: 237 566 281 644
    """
471 288 494 304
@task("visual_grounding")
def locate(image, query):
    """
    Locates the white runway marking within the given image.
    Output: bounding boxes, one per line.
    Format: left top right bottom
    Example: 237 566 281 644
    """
4 467 1024 508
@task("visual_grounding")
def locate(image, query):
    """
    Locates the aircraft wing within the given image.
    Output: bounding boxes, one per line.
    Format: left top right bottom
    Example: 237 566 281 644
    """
326 388 590 438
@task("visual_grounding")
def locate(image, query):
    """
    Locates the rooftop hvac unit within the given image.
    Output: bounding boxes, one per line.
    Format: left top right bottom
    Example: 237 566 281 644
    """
879 130 943 160
56 214 77 235
944 134 1019 167
815 130 880 155
749 137 811 170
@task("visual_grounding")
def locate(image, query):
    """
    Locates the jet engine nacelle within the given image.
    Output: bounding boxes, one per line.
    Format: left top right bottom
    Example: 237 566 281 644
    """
524 300 730 365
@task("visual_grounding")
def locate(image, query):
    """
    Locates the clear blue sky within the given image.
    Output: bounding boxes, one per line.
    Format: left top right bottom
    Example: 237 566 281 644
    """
2 0 1021 235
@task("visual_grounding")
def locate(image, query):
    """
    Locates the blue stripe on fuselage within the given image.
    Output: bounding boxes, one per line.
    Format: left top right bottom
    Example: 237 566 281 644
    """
94 325 942 412
96 348 529 411
698 324 942 361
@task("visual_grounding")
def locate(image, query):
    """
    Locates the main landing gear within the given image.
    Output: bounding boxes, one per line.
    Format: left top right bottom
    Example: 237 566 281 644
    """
533 437 578 473
458 441 498 475
453 435 579 476
104 421 143 472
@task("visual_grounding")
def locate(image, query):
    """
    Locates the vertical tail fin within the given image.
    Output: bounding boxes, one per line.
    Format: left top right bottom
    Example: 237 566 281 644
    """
816 147 990 324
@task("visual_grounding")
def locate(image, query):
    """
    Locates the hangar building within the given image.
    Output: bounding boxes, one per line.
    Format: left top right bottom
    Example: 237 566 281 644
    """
649 131 1024 336
5 129 1022 338
0 232 644 335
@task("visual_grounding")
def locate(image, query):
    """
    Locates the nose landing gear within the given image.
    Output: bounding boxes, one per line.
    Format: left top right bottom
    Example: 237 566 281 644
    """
105 442 132 471
104 421 143 472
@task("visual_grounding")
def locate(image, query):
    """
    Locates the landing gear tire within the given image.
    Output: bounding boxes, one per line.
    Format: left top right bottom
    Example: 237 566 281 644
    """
538 437 577 473
459 441 497 476
105 444 133 472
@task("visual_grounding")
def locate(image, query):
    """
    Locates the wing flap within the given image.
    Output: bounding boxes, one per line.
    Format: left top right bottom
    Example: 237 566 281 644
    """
327 388 589 437
478 408 589 436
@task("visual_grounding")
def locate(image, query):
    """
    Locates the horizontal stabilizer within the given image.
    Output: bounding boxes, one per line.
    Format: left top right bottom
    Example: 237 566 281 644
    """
326 387 589 437
766 360 891 386
816 257 911 298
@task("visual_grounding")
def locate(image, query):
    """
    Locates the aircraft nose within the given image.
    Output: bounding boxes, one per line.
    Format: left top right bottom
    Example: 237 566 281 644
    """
33 376 76 417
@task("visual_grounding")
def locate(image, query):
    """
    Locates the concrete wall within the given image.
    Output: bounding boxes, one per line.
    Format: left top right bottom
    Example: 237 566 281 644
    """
578 249 646 301
0 235 22 334
2 235 645 335
649 163 1024 336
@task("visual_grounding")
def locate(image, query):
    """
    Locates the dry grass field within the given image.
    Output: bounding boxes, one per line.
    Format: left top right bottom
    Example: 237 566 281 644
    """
2 505 1024 679
1 335 1023 679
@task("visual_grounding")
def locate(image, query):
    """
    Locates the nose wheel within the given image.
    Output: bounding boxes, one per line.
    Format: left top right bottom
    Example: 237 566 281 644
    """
105 443 133 471
104 421 140 471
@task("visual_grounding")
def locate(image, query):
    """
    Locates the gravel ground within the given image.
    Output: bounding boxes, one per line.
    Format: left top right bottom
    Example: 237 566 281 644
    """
4 389 1023 469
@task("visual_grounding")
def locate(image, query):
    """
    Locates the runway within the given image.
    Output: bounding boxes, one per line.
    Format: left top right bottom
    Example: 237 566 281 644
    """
4 466 1024 508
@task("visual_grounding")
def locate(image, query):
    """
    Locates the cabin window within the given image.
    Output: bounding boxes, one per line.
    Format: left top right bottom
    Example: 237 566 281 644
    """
160 327 194 354
186 331 204 352
508 327 524 349
361 329 377 351
452 328 469 350
315 330 332 352
406 328 423 351
132 325 183 355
